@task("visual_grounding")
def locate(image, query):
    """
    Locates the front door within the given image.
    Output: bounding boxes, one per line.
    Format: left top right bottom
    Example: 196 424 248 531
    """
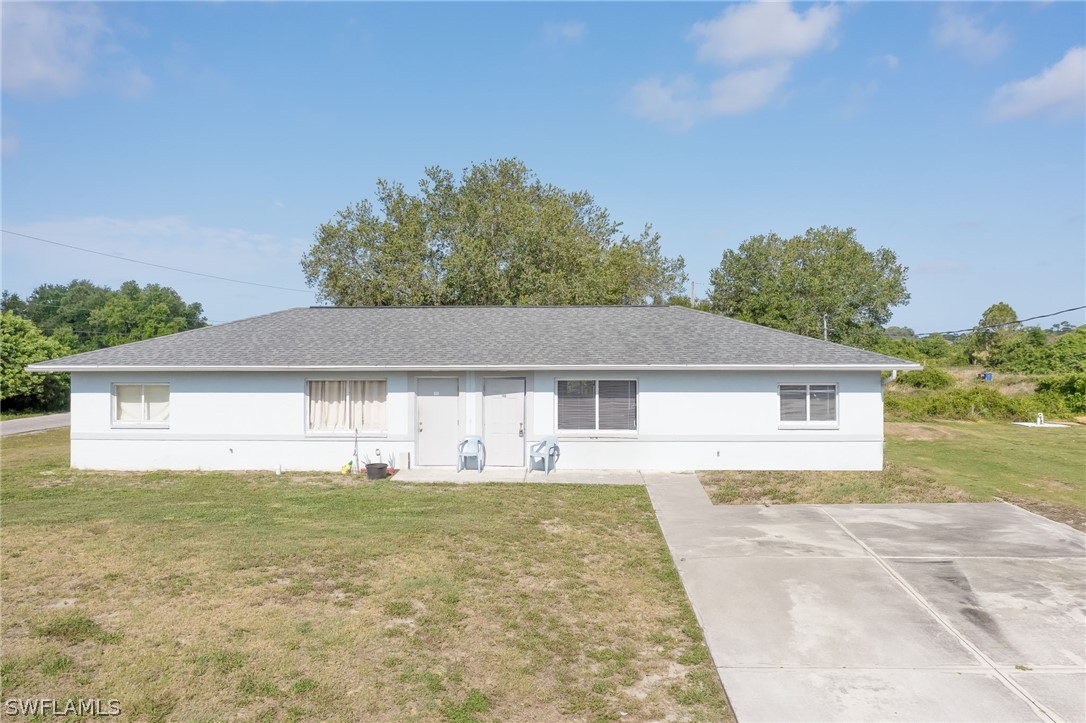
417 378 459 466
483 377 526 467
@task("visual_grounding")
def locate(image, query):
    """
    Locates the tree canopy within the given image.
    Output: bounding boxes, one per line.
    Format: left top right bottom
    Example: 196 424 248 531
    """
970 301 1019 360
707 226 910 345
1 312 70 411
301 158 687 306
4 280 207 353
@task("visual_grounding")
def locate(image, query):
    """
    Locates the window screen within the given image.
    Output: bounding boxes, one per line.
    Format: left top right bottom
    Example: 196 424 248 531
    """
557 380 596 430
809 385 837 422
557 380 637 431
779 385 808 422
779 384 837 423
598 380 637 430
114 384 169 424
115 384 142 422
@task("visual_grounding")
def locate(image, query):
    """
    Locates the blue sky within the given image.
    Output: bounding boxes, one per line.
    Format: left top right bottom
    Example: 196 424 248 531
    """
2 1 1083 333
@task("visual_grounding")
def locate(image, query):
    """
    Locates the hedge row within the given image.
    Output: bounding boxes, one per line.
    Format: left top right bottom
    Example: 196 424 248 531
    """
884 385 1076 421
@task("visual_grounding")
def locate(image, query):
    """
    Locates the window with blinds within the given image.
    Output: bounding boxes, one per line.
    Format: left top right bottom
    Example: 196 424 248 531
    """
557 379 637 431
113 384 170 426
308 380 388 432
779 384 837 423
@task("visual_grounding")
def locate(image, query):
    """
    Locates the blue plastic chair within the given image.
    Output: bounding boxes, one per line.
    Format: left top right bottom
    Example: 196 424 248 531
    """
457 435 486 472
528 436 560 474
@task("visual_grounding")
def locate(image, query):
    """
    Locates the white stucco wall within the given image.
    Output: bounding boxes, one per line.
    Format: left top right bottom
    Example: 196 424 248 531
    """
70 371 414 471
531 370 884 471
69 368 885 471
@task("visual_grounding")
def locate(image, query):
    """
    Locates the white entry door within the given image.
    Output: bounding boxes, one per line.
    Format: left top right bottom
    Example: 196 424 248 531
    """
483 378 526 467
417 378 459 466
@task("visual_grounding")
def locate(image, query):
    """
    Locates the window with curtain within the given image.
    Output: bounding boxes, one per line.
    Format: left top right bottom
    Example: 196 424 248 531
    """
779 384 837 423
557 379 637 431
113 384 170 425
307 380 387 432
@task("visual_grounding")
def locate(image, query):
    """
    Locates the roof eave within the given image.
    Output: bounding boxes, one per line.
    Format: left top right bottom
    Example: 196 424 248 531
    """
27 362 924 373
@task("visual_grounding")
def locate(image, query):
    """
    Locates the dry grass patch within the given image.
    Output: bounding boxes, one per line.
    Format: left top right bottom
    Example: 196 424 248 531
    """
2 429 731 722
700 462 970 506
942 366 1041 395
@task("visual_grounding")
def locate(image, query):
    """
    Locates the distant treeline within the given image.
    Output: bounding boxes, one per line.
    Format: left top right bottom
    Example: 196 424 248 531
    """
1 280 206 412
865 302 1084 375
869 302 1085 421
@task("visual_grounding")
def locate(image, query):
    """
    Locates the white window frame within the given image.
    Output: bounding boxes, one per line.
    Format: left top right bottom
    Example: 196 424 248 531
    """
778 383 839 430
304 378 389 436
554 378 638 437
111 383 170 429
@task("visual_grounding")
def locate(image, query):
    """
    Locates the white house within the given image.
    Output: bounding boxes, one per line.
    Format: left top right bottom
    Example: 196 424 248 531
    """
28 306 920 472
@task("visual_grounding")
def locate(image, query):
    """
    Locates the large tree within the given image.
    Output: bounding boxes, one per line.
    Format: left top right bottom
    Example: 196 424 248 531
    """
1 312 71 411
707 226 909 345
7 280 206 352
87 281 207 348
301 158 687 306
970 301 1020 360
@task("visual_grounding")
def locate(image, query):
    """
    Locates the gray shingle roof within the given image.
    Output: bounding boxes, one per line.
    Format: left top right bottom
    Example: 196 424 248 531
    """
28 306 920 371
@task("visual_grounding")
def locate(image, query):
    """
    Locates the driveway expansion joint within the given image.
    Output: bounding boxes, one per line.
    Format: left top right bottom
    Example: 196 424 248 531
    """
817 506 1059 723
646 478 1083 723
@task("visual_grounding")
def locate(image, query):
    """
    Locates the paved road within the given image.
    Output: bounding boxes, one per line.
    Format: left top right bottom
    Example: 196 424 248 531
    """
645 473 1086 723
0 413 71 437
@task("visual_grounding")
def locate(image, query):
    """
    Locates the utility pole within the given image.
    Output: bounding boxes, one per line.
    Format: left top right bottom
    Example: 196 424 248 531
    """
822 313 829 341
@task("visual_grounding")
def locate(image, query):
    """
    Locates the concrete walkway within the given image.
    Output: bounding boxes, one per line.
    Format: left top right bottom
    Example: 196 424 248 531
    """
0 413 70 437
391 467 646 485
644 473 1086 723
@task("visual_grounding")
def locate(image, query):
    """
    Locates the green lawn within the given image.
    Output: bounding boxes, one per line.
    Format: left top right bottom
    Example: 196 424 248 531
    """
886 421 1086 529
1 430 731 722
701 421 1086 531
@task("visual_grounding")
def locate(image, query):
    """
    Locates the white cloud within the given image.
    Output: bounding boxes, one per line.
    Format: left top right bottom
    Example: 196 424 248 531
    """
7 216 291 261
989 46 1086 121
543 21 587 43
691 2 840 66
839 79 880 119
628 64 791 130
1 3 151 98
2 216 314 321
931 7 1010 63
627 76 701 131
707 63 792 116
118 67 154 100
630 3 839 130
877 54 899 70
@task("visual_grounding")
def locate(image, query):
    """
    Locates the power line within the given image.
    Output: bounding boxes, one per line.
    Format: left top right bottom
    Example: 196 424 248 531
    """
2 229 313 294
914 305 1086 338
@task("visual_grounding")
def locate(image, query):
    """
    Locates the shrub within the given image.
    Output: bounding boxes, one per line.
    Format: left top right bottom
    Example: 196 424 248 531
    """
884 386 1067 421
895 367 955 390
1035 374 1086 414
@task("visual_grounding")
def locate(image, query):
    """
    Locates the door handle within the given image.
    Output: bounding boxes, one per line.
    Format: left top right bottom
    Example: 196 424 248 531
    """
519 422 524 438
419 420 423 433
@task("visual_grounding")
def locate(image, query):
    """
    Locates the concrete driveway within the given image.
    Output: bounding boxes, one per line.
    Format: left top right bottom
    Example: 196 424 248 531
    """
0 413 70 437
645 474 1086 723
